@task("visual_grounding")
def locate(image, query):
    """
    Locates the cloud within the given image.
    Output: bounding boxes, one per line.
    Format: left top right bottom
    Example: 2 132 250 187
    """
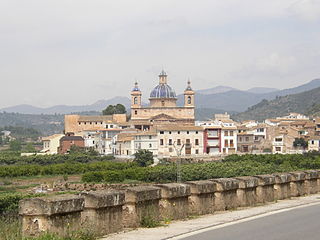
289 0 320 21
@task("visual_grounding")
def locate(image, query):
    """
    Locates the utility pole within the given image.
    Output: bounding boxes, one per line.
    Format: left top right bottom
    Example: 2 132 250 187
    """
173 141 185 183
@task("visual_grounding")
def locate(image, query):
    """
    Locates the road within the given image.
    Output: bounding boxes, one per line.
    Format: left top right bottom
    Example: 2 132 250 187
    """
180 203 320 240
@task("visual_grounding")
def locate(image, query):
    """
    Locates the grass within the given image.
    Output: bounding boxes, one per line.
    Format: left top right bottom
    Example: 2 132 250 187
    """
0 215 97 240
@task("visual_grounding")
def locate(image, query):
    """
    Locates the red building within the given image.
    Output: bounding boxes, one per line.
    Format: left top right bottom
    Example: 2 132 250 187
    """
58 133 85 154
203 126 222 155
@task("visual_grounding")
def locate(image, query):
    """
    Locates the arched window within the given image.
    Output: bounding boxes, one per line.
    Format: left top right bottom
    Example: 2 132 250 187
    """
134 97 138 105
187 96 192 104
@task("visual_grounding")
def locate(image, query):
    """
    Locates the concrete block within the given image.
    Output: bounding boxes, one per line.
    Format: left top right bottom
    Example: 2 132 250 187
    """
123 186 161 228
234 176 258 207
210 178 240 211
80 191 125 235
272 173 292 200
254 175 276 203
187 181 215 215
157 183 191 220
19 195 84 237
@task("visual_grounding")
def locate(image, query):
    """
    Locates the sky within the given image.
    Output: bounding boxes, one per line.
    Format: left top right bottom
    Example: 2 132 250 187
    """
0 0 320 108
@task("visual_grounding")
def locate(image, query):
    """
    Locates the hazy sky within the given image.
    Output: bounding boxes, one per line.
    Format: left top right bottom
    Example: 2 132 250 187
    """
0 0 320 108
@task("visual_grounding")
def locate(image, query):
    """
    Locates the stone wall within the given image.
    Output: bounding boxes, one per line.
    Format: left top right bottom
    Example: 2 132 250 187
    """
20 170 320 238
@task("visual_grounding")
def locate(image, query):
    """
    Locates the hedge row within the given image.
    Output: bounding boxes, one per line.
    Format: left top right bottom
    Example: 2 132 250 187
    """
81 159 305 183
0 153 115 166
0 161 136 178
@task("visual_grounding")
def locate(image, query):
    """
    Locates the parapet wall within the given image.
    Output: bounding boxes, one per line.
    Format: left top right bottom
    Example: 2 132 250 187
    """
19 170 320 238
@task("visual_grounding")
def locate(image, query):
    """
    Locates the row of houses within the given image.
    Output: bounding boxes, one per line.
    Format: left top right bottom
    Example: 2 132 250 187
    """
41 112 320 157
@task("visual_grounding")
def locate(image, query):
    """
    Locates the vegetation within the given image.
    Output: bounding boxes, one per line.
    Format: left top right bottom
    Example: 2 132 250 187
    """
0 112 64 136
134 149 154 167
293 138 308 149
0 152 115 166
82 153 320 183
102 104 126 115
233 86 320 121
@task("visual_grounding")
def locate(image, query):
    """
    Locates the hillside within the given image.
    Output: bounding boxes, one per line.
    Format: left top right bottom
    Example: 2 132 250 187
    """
233 86 320 121
1 79 320 115
0 112 64 135
0 97 131 115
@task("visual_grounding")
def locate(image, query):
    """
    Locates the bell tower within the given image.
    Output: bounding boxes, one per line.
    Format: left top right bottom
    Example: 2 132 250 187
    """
131 81 142 109
184 79 195 107
159 70 168 84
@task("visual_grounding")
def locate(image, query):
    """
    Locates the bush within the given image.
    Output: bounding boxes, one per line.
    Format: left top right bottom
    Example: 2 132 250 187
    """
134 150 154 167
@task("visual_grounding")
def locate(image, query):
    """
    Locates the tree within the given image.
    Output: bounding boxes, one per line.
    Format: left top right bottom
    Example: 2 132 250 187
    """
134 149 154 167
102 104 126 115
9 140 22 151
293 138 308 149
24 142 36 153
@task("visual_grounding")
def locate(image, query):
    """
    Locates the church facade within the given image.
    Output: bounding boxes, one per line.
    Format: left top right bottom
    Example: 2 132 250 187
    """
130 70 195 128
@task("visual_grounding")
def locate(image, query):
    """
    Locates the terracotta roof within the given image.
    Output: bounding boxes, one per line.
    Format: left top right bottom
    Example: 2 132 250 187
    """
135 130 157 136
116 133 135 142
60 136 84 141
155 125 203 131
78 115 113 122
42 134 64 141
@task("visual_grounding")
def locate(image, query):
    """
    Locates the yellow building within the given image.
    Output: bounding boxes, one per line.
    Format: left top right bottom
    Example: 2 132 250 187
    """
130 70 195 130
41 134 64 154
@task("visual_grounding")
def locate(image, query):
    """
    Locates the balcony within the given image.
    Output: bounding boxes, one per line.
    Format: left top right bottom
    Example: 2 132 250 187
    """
273 141 284 146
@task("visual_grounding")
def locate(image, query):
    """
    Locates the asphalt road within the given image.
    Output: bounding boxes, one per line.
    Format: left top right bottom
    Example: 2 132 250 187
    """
181 203 320 240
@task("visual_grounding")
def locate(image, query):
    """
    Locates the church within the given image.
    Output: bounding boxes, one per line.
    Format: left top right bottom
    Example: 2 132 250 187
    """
130 70 195 130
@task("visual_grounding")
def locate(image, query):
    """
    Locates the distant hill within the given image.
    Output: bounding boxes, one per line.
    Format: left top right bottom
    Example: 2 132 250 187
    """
233 86 320 121
1 79 320 115
177 78 320 112
196 86 236 95
247 87 279 94
0 112 64 135
0 97 131 115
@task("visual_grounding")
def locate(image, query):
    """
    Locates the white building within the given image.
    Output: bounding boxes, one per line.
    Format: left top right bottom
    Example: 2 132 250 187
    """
134 131 158 156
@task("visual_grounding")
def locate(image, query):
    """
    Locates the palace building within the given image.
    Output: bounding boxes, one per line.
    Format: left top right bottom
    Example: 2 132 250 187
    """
130 70 195 130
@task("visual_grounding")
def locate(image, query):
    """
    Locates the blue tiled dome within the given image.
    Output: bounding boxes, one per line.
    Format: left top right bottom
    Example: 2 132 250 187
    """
150 84 177 99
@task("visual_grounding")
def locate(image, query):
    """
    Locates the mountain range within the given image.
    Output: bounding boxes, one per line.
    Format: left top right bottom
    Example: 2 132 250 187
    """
233 86 320 121
1 79 320 115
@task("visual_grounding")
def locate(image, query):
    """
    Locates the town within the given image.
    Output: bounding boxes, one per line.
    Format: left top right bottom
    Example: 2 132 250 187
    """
37 71 320 158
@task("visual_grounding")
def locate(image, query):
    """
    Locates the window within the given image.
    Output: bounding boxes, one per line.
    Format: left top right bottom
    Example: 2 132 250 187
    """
160 139 164 146
178 131 180 134
169 131 172 134
225 139 228 147
230 140 234 147
177 139 181 145
169 148 173 152
230 131 234 136
275 138 283 142
224 131 228 136
149 136 152 139
195 139 199 145
169 139 173 145
187 131 190 134
311 140 315 145
149 144 152 148
239 137 242 142
255 136 259 141
245 137 249 142
160 131 164 134
134 97 138 105
187 96 192 104
110 125 113 128
161 101 165 106
195 149 199 154
135 110 138 115
196 131 198 134
276 147 281 152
